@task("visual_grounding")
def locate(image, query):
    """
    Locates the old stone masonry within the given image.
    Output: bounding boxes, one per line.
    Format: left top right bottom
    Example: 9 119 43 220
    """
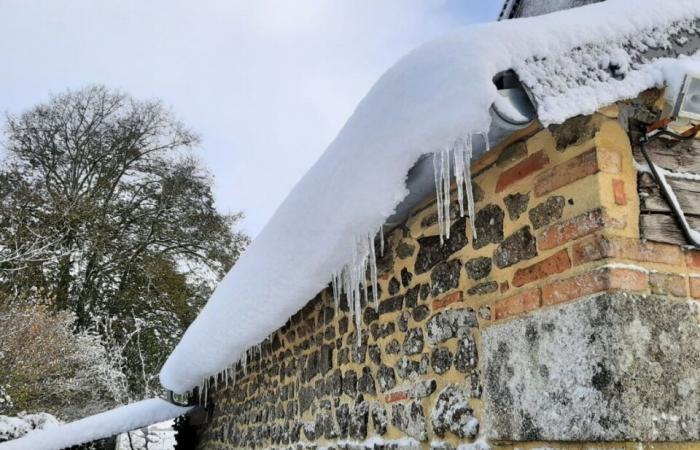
195 91 700 449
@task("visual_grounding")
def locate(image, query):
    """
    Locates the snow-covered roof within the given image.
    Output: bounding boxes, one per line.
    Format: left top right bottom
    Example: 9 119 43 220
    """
160 0 700 395
498 0 605 21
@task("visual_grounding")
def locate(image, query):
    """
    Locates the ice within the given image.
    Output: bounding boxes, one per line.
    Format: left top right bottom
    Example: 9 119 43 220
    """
0 399 189 450
161 0 700 393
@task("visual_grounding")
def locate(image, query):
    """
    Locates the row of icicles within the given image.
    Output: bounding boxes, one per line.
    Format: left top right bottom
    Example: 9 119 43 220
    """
194 132 487 407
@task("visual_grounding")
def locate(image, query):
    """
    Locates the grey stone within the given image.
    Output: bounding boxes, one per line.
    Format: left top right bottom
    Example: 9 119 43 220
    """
504 192 530 221
420 283 430 301
431 347 453 374
299 386 315 413
368 344 381 365
363 307 378 325
397 241 416 259
493 226 537 269
430 259 462 296
467 281 498 296
370 322 395 340
391 402 427 441
473 204 504 249
482 293 700 441
549 114 596 150
338 348 349 365
395 355 429 381
388 277 401 295
338 317 349 334
412 305 430 322
342 370 357 397
385 339 401 355
432 385 479 439
375 238 395 276
349 396 369 440
377 365 396 392
329 369 343 397
402 328 425 355
455 334 478 373
478 305 492 320
529 196 565 230
426 308 478 345
405 285 420 308
415 218 468 274
378 296 403 315
496 140 528 167
358 367 376 395
335 403 349 438
409 379 437 399
371 403 388 435
398 310 410 332
401 267 413 288
465 256 492 281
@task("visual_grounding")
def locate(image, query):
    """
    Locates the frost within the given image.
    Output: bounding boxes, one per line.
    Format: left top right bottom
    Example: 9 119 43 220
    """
0 400 189 450
161 0 700 394
0 413 58 442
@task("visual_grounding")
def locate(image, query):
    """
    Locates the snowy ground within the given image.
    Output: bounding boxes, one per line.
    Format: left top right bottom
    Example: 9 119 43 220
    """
115 420 177 450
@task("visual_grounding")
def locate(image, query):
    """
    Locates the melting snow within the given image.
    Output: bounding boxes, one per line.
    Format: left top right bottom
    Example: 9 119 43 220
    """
161 0 700 394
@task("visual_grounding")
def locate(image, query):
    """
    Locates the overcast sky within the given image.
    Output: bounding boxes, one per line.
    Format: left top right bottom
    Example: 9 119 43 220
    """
0 0 501 236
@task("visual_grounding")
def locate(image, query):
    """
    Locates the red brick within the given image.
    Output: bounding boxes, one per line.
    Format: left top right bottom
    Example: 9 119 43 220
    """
542 267 648 306
535 148 600 197
572 235 684 266
385 391 408 403
493 289 541 320
431 291 463 311
495 150 550 193
649 272 687 297
690 277 700 299
612 179 626 205
538 208 623 251
512 249 572 287
687 251 700 271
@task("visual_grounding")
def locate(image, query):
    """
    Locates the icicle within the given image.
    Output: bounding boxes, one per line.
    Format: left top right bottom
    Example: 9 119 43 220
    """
442 149 451 240
433 150 445 244
463 135 477 240
203 379 208 408
379 227 385 257
368 232 378 303
332 272 340 310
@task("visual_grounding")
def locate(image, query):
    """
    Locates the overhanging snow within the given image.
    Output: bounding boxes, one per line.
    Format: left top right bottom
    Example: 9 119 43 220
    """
160 0 700 394
0 399 189 450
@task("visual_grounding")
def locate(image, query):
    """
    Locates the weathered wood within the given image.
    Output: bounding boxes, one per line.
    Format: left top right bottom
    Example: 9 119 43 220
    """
638 172 700 216
633 137 700 172
640 213 700 246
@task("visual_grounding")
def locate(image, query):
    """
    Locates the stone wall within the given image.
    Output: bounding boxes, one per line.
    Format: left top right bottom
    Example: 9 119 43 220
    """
196 92 700 449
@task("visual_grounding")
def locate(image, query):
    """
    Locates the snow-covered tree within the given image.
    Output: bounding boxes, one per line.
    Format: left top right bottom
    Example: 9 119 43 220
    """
0 85 249 399
0 300 127 420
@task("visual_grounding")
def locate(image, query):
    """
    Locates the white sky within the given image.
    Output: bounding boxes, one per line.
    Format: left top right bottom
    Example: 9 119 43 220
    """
0 0 501 236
